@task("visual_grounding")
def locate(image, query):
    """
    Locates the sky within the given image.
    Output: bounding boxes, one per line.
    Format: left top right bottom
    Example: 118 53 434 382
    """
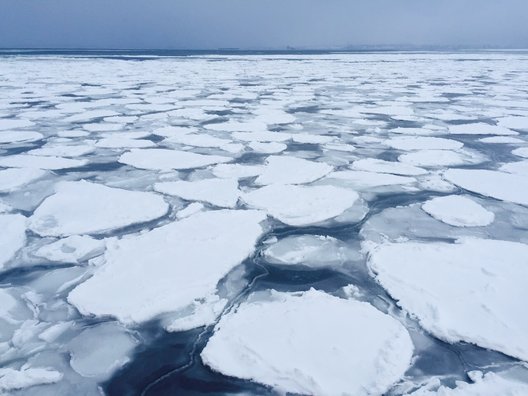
1 0 528 50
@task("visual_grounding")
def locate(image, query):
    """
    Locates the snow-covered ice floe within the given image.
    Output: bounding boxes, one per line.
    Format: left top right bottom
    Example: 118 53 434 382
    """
367 238 528 361
29 181 168 236
422 195 495 227
202 289 413 396
68 210 266 324
119 149 231 171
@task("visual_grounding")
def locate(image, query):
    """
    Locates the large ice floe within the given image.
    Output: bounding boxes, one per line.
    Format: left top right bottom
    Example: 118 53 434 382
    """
202 289 413 396
68 210 266 323
444 169 528 206
119 149 231 170
367 238 528 361
29 181 168 236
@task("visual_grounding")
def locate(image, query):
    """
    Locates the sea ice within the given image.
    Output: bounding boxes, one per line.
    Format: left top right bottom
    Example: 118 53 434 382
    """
243 184 359 226
500 160 528 175
513 147 528 158
422 195 495 227
0 214 27 269
368 238 528 361
0 366 63 392
0 168 46 193
399 149 483 167
351 158 427 176
448 123 517 135
119 149 231 171
68 210 266 324
29 181 168 236
497 116 528 131
263 235 360 269
211 163 264 179
322 170 415 189
444 169 528 206
0 131 43 144
0 118 35 130
34 236 105 264
68 322 137 380
154 178 240 208
202 289 413 396
254 156 333 185
0 155 88 170
248 141 287 154
479 136 524 144
409 370 528 396
386 137 464 151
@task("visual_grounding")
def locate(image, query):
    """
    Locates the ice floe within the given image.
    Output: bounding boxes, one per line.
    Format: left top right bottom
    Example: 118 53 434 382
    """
386 137 464 151
254 155 333 185
0 155 88 170
68 210 266 324
0 366 63 392
408 370 528 395
368 238 528 361
0 214 27 269
0 131 44 144
202 289 413 396
399 149 484 167
34 236 105 264
351 158 427 176
243 184 359 226
0 168 46 193
155 178 240 208
68 322 137 380
29 181 168 236
448 123 517 136
513 147 528 159
119 149 231 171
444 169 528 206
497 116 528 131
263 235 361 269
422 195 495 227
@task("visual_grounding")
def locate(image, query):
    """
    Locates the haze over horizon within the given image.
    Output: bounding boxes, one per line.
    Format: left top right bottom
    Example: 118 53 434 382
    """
1 0 528 50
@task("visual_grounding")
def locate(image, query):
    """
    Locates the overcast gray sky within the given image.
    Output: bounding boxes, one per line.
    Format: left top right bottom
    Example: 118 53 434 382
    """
1 0 527 49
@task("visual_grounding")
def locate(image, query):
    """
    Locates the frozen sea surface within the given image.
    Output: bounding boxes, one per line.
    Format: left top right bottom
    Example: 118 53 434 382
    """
0 51 528 395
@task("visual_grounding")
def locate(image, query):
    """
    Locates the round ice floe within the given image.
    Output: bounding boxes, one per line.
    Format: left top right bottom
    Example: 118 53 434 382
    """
201 289 413 396
154 178 240 208
263 235 360 269
409 370 528 396
68 210 266 324
448 123 517 136
399 149 484 167
243 184 359 226
68 322 137 380
255 155 333 185
119 149 231 171
422 195 495 227
0 154 88 170
513 147 528 159
0 214 27 269
444 169 528 206
351 158 427 176
29 181 169 237
368 238 528 361
386 137 464 151
0 168 46 193
0 131 43 144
